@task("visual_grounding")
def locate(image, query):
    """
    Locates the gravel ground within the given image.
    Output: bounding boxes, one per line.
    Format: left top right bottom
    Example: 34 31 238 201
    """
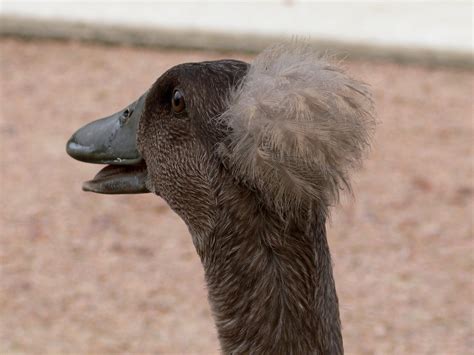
0 38 472 354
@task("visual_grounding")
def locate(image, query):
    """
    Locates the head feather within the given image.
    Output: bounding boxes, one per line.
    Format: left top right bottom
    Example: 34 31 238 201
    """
216 42 375 217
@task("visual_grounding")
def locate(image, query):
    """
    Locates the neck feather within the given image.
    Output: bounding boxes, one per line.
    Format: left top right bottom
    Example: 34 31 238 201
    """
196 181 343 354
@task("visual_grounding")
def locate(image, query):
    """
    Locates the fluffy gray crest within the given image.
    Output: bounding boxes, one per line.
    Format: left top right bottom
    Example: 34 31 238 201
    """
217 43 375 216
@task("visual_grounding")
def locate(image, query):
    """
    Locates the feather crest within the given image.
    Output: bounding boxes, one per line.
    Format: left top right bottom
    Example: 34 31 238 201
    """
217 43 376 216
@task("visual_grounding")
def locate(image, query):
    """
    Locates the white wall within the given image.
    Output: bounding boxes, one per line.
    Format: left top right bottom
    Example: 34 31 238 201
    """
1 0 472 53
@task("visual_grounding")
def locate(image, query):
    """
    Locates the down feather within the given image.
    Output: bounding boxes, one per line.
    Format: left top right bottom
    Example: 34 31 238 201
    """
217 43 376 217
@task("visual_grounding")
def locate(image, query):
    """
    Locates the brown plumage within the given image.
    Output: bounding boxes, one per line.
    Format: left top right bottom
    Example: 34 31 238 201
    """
68 42 375 354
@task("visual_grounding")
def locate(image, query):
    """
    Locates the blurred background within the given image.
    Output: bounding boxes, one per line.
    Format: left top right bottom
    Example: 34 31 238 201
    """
0 1 472 354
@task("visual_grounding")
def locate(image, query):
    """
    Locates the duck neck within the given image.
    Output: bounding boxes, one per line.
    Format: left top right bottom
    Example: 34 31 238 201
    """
195 183 343 354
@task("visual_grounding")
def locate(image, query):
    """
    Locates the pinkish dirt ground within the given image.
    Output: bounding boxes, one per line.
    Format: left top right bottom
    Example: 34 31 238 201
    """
0 38 472 354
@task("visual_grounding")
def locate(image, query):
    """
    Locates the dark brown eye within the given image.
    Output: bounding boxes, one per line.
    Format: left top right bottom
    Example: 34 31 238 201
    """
171 89 185 113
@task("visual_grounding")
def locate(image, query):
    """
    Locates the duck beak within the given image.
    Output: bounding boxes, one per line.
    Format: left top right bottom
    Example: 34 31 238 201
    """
66 91 150 194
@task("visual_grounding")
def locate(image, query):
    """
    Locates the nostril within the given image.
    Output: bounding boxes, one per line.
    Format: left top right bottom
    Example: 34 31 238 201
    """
119 108 133 126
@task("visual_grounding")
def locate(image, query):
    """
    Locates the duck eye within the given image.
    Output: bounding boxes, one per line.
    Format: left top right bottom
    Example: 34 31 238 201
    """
171 89 185 113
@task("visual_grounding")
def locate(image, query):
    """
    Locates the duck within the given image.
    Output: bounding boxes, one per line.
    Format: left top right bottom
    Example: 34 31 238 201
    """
67 43 375 354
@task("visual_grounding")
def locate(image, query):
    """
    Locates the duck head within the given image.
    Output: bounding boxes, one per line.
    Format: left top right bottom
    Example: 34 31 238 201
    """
67 59 250 201
67 44 375 225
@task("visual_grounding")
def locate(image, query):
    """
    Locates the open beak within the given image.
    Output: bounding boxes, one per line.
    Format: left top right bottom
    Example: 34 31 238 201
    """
66 91 150 194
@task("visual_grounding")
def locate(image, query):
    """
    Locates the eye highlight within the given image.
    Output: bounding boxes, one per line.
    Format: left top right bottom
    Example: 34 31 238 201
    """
171 89 185 113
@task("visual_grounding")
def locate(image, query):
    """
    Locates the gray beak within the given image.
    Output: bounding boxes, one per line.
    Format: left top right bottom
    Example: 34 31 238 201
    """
66 91 150 194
